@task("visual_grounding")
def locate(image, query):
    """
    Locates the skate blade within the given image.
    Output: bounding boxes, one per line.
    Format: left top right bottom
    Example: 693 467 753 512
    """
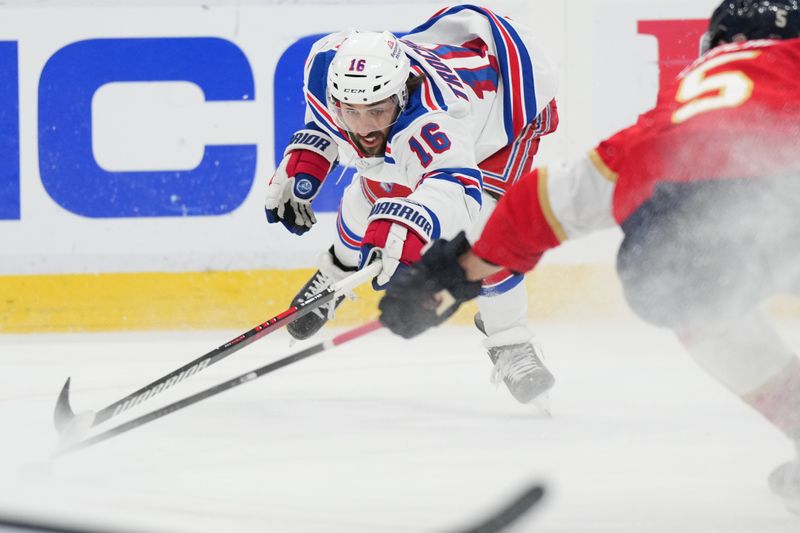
531 392 552 418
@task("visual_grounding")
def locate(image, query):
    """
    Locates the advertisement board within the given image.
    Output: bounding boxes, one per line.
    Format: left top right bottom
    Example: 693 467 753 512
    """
2 0 750 331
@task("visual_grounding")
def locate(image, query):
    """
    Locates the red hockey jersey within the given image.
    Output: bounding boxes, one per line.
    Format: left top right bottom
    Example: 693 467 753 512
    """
474 38 800 273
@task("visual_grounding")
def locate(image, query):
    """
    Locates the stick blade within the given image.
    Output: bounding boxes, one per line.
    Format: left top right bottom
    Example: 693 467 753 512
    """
53 377 76 434
453 484 546 533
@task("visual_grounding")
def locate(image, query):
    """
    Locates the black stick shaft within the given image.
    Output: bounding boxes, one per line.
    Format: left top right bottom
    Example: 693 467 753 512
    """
91 290 335 426
60 320 383 454
58 261 381 431
454 485 545 533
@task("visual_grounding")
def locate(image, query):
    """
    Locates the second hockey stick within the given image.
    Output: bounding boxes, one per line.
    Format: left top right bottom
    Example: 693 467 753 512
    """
57 320 383 455
53 261 381 438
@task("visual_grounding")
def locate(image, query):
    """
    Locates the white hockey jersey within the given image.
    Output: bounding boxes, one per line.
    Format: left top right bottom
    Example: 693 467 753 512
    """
302 5 558 237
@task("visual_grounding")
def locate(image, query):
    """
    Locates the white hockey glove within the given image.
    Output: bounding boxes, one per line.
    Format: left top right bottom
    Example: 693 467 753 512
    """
265 128 338 235
358 198 436 289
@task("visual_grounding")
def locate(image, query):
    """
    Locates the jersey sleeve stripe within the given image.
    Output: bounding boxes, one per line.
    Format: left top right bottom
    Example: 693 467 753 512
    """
588 149 619 183
411 5 539 143
483 10 523 137
420 78 438 111
391 65 448 139
384 145 396 165
479 122 539 193
532 99 557 137
479 271 525 296
410 65 436 110
422 167 483 206
482 181 507 196
506 124 536 183
409 62 447 112
337 210 362 250
537 167 568 243
486 10 538 142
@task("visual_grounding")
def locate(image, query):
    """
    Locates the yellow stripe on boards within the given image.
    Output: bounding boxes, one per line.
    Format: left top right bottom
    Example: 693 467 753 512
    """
0 270 340 333
2 266 795 333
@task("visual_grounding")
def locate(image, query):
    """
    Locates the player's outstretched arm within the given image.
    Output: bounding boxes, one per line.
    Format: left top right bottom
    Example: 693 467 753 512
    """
378 167 553 339
379 152 619 338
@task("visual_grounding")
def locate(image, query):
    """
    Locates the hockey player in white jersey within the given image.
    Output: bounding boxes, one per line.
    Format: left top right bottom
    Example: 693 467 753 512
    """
264 5 559 403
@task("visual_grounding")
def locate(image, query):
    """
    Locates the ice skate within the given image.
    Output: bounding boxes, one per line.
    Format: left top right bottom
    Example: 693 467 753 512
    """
768 443 800 515
287 246 357 341
477 317 555 405
489 341 555 405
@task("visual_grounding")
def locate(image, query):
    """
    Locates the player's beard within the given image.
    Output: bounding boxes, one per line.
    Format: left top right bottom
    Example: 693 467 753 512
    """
350 130 388 157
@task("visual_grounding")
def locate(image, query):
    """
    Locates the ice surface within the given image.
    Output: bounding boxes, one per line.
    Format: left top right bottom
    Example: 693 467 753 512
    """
0 320 798 532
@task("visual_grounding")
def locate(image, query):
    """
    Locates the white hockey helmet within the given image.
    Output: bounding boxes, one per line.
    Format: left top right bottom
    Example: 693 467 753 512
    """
326 30 411 125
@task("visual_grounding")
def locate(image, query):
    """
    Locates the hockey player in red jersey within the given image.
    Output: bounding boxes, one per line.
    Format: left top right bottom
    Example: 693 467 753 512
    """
379 0 800 513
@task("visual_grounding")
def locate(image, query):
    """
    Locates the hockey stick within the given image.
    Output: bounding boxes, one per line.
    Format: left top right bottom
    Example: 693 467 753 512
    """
452 484 546 533
0 513 115 533
56 320 383 455
1 484 544 533
53 261 382 438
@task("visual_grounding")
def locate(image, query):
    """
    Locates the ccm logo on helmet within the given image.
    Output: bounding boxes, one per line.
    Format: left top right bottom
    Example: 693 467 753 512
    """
343 88 367 93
